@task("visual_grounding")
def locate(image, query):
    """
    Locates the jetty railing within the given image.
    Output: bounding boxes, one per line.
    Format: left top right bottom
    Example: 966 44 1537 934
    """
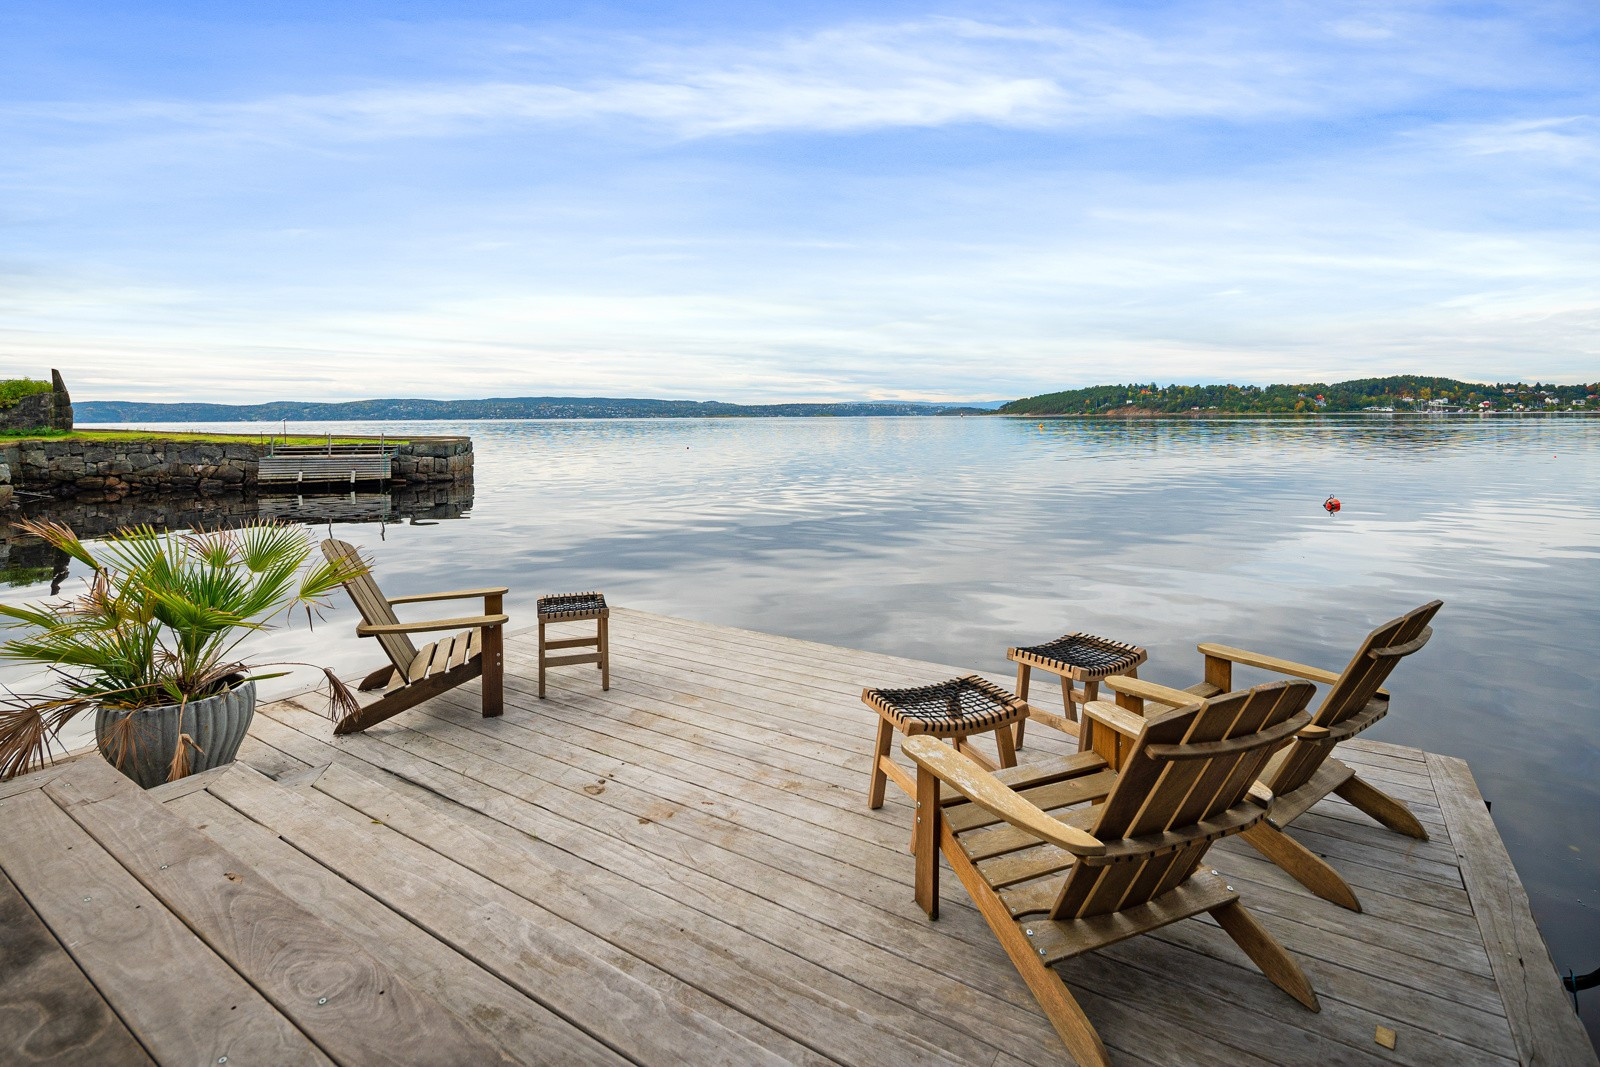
260 435 397 486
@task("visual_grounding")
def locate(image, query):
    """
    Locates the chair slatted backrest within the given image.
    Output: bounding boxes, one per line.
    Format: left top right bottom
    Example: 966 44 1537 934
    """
321 539 418 674
1262 600 1441 799
1050 680 1315 920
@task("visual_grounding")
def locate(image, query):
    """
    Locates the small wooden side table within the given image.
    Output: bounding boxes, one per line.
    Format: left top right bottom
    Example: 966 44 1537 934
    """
536 592 610 698
862 675 1027 809
1007 632 1148 747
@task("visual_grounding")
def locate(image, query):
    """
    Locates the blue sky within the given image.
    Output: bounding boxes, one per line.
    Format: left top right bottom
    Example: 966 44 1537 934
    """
1 1 1597 403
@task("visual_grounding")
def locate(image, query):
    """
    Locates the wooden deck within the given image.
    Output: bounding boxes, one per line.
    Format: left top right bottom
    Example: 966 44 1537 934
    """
3 608 1593 1066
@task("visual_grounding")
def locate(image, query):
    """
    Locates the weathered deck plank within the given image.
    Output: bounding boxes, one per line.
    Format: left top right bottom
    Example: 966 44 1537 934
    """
204 763 810 1067
41 759 508 1067
0 869 153 1066
1429 753 1598 1066
164 786 626 1067
0 786 329 1066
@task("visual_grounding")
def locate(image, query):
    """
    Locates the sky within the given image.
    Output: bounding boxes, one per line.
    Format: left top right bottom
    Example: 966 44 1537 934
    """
1 1 1597 404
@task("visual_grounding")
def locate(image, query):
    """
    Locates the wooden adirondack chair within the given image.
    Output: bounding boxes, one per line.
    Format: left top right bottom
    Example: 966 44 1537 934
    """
904 679 1318 1067
322 539 508 736
1110 600 1443 912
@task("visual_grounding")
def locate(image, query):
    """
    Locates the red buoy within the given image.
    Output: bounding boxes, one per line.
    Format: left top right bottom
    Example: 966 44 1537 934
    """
1324 495 1341 514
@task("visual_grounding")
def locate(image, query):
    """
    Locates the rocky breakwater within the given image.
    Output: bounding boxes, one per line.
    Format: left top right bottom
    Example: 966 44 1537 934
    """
390 438 473 485
0 436 472 505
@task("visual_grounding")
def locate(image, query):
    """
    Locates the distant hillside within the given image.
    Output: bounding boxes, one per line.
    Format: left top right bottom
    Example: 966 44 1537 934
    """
77 396 994 422
1002 375 1599 415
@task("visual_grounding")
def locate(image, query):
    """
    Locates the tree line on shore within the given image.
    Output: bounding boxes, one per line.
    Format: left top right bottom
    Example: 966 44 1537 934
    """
1001 375 1600 415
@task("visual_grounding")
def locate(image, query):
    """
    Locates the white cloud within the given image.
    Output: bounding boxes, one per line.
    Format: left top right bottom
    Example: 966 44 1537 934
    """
3 13 1541 143
1444 116 1600 163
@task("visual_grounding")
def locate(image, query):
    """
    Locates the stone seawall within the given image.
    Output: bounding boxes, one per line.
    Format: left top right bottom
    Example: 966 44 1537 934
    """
0 436 471 506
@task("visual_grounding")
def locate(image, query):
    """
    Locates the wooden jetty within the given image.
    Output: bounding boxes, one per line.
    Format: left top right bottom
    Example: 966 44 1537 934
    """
2 608 1593 1065
258 443 394 486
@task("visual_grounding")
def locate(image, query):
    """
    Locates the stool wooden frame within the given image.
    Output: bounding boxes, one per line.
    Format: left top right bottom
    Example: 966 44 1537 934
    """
1008 633 1148 748
536 592 610 699
863 675 1026 809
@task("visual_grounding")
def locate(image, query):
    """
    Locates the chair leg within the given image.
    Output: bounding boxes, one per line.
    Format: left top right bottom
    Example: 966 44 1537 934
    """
598 614 610 691
1013 663 1030 749
1241 822 1362 912
358 665 394 691
1334 774 1428 840
914 765 940 919
867 718 895 809
537 620 547 699
481 624 504 718
949 842 1112 1067
1210 899 1320 1011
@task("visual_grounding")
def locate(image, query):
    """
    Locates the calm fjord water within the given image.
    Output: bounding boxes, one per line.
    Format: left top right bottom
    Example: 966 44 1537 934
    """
20 415 1600 1024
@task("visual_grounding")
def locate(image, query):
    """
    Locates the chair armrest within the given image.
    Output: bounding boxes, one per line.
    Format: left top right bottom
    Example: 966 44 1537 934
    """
358 613 508 635
1197 643 1343 686
387 587 509 605
1103 676 1201 708
1083 700 1148 740
902 736 1105 856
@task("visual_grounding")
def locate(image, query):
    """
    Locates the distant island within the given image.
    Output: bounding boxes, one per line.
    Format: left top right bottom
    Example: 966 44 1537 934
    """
1002 375 1599 415
76 396 1003 422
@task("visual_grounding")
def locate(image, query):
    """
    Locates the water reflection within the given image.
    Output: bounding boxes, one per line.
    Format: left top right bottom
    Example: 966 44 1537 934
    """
8 482 474 539
12 415 1600 1036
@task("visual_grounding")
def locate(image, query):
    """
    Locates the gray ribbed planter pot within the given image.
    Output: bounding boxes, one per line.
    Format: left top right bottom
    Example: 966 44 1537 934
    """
94 680 256 790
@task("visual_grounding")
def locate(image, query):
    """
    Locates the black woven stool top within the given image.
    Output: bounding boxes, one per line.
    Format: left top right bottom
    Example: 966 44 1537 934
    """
537 591 608 620
862 674 1025 736
1008 632 1147 679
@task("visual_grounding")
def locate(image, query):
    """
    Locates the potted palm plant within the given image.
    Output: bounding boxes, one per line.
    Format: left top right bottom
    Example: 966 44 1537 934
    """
0 519 365 787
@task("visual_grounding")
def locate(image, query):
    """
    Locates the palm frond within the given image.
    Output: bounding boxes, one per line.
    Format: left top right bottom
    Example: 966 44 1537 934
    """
12 518 101 570
298 553 368 603
0 601 66 630
182 526 239 569
236 521 313 573
97 525 173 578
141 587 250 637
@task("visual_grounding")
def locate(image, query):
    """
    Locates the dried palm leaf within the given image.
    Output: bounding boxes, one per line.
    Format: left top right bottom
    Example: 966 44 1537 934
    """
166 732 204 782
97 711 141 771
321 668 362 724
0 694 89 780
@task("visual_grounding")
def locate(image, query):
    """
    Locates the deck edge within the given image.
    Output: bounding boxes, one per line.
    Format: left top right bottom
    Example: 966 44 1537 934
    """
1428 752 1598 1067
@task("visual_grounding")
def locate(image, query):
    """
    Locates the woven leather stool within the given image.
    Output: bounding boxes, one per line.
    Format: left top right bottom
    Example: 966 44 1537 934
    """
536 592 609 698
1008 632 1147 747
862 675 1026 809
